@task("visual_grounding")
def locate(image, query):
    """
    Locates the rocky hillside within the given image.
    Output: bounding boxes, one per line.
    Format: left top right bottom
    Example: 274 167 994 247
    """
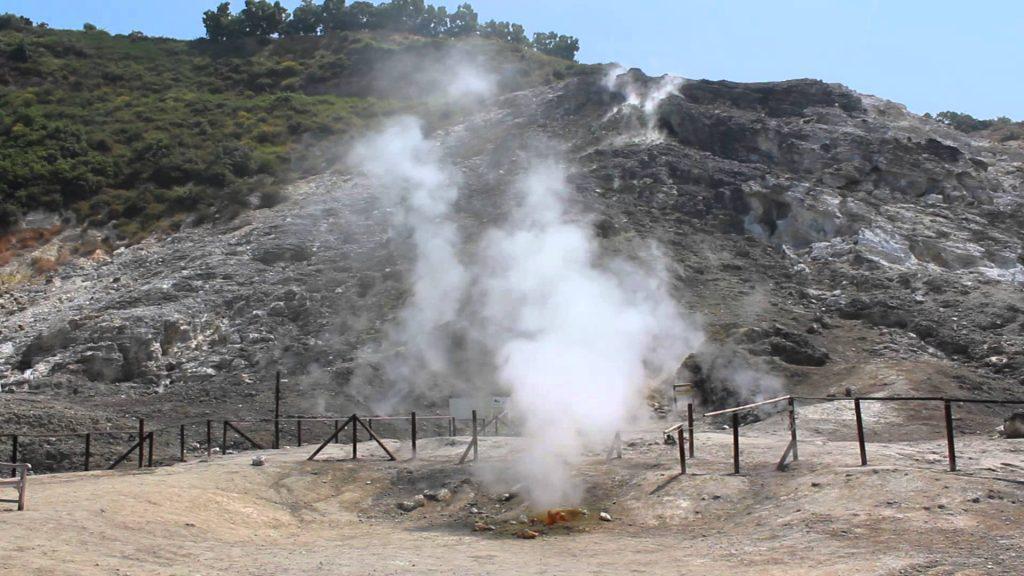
3 65 1024 470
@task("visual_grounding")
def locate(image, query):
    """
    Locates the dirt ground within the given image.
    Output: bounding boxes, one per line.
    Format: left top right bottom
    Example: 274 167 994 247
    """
1 406 1022 576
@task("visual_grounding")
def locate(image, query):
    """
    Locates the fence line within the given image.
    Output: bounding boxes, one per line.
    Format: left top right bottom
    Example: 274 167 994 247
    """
10 373 1017 479
0 371 475 475
697 394 1024 475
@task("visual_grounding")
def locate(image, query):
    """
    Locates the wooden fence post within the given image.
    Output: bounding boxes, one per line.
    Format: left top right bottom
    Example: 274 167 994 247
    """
206 419 212 459
17 464 27 511
137 419 145 468
788 397 798 461
221 421 228 456
179 424 186 462
10 435 17 478
450 417 456 437
274 371 281 450
471 410 478 462
677 428 686 475
944 400 957 472
411 411 417 459
297 419 303 447
352 414 358 460
354 417 397 461
687 403 695 457
307 415 353 461
334 419 340 444
84 433 91 472
147 432 154 467
854 399 867 466
732 413 740 475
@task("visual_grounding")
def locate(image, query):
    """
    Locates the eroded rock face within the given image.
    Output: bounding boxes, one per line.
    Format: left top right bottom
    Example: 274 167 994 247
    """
656 80 1024 283
0 172 402 435
737 325 829 367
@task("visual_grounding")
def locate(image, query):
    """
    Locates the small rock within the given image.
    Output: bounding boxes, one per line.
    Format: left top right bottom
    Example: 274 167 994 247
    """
423 488 452 502
250 455 266 466
985 356 1009 367
473 522 496 532
396 497 425 513
599 512 612 522
515 529 540 540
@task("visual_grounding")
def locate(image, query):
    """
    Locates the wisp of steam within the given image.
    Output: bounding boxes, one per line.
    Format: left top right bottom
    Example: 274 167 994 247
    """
347 116 468 408
477 158 701 507
349 92 701 510
604 64 684 141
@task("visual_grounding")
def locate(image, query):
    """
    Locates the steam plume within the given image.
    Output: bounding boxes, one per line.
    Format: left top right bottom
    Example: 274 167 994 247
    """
476 158 700 507
604 65 684 140
347 116 468 408
347 84 702 508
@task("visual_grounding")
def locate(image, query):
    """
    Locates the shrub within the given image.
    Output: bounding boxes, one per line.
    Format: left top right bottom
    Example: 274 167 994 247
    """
0 203 21 232
9 39 29 64
31 255 59 274
0 13 32 31
256 187 287 209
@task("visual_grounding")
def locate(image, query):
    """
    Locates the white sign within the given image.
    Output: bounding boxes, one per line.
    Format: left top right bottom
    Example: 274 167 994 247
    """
449 396 511 420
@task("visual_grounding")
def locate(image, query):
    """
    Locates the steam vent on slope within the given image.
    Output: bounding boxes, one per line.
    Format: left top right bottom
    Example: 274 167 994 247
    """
2 39 1024 575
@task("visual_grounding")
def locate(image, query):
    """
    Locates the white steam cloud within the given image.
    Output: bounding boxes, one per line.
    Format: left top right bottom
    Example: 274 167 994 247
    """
477 159 700 507
604 65 684 140
347 116 468 407
373 42 498 105
348 113 702 508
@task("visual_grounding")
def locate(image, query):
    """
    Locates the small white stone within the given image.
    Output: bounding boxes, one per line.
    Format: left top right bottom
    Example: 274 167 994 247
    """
599 512 612 522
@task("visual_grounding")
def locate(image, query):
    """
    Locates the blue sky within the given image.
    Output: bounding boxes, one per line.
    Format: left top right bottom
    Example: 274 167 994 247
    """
4 0 1022 119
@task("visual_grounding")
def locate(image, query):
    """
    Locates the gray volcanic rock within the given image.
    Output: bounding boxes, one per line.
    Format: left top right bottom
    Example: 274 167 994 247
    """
738 325 829 367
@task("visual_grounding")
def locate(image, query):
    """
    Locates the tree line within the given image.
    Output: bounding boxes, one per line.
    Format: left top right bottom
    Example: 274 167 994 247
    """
925 111 1016 133
202 0 580 61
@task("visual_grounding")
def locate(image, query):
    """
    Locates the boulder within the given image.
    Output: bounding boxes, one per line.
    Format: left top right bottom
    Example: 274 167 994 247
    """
740 325 829 367
1003 413 1024 439
423 488 452 502
397 495 426 512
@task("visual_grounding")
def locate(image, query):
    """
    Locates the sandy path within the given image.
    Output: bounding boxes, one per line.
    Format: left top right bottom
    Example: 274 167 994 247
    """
1 425 1022 576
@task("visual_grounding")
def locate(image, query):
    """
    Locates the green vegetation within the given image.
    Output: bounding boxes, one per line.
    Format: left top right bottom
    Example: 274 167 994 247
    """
201 1 581 62
0 5 582 241
927 110 1023 142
